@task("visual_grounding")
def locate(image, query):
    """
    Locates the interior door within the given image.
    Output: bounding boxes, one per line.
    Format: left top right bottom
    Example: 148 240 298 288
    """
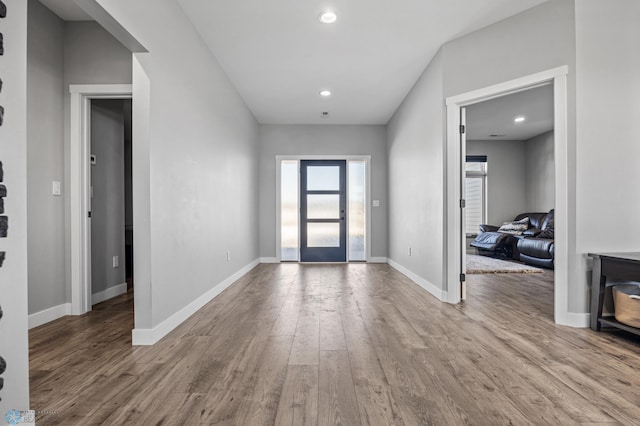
460 107 467 300
300 160 347 262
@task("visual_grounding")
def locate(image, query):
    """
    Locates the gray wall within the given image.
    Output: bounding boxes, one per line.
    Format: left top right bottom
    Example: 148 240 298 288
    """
27 0 66 315
387 50 444 288
99 0 260 330
1 0 30 412
388 0 577 304
258 125 388 259
63 21 133 305
575 0 640 252
467 140 527 226
90 99 127 297
525 131 555 212
26 15 132 316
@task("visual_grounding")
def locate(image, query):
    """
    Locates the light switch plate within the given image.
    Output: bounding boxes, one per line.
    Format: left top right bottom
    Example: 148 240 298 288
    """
52 181 61 196
373 200 380 207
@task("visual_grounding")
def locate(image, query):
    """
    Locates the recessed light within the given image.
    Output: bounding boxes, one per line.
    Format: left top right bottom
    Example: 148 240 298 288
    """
514 116 525 123
319 90 331 97
319 10 337 24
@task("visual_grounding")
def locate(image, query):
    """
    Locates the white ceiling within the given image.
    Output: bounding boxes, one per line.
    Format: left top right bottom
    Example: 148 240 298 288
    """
466 84 554 141
40 0 549 125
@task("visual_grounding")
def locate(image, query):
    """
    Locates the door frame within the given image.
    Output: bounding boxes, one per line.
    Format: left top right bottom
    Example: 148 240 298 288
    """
445 66 570 325
69 84 132 315
275 155 372 262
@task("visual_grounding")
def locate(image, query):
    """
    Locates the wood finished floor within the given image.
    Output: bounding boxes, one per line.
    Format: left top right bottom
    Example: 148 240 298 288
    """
29 264 640 425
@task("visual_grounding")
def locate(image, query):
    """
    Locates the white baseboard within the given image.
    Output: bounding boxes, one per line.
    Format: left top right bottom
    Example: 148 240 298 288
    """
260 257 280 264
132 258 261 346
368 257 388 263
387 258 448 302
556 312 590 328
92 282 128 305
29 303 72 329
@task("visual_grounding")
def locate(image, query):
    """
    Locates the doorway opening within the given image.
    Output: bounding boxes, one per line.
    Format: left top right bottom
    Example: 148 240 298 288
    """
445 66 570 325
277 156 370 262
69 84 132 316
462 83 555 314
89 99 133 306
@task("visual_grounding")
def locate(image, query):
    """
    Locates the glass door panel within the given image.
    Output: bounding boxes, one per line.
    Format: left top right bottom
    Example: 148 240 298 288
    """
300 160 346 262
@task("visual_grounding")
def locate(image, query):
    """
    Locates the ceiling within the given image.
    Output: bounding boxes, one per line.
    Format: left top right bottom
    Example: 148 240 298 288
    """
40 0 549 125
466 84 554 141
39 0 93 20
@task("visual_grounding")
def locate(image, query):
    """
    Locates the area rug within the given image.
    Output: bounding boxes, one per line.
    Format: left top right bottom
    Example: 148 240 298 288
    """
466 254 544 274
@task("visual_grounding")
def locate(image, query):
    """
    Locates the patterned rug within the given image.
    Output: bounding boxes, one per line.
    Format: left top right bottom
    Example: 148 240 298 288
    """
466 254 544 274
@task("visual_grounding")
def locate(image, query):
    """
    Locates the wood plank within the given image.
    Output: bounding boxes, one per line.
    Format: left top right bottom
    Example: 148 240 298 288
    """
274 365 319 426
289 305 320 365
318 350 362 426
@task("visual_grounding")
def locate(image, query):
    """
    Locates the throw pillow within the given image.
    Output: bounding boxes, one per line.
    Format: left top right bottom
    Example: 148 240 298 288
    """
498 217 529 235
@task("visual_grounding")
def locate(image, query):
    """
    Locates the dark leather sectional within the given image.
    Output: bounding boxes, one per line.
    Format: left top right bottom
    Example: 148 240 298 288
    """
470 209 555 269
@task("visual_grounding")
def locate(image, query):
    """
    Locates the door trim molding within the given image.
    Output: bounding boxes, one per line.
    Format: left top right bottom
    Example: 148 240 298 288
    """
69 84 132 315
275 155 372 262
445 66 570 326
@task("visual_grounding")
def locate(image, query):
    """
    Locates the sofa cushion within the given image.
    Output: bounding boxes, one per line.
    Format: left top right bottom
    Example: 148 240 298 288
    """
497 217 529 235
523 227 542 237
538 209 555 239
516 212 547 229
470 231 514 250
518 238 554 259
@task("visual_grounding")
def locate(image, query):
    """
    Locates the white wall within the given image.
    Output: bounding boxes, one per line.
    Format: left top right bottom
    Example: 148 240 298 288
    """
575 0 640 252
0 0 31 413
467 140 527 226
258 124 388 259
525 131 555 212
27 0 66 315
387 50 444 291
90 99 126 297
97 0 260 337
388 0 577 305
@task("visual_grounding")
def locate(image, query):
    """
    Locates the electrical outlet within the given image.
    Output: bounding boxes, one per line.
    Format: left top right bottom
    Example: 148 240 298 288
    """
113 256 119 268
226 251 231 262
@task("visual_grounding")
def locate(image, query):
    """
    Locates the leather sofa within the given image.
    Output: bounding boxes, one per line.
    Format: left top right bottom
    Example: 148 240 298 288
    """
517 209 554 269
470 209 555 269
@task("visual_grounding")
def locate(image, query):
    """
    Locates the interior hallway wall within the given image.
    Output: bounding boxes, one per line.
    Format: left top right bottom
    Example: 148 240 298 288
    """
575 0 640 252
258 124 388 260
387 50 445 293
63 21 133 306
26 0 66 316
98 0 260 337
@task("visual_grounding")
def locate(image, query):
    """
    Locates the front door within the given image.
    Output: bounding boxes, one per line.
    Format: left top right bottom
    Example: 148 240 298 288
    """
300 160 347 262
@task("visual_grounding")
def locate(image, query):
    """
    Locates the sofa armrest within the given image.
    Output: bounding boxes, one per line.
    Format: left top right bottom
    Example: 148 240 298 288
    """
523 227 542 237
478 224 499 233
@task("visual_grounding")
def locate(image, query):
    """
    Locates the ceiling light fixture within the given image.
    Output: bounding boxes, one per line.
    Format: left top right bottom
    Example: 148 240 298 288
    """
514 116 526 123
319 10 337 24
319 90 331 97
